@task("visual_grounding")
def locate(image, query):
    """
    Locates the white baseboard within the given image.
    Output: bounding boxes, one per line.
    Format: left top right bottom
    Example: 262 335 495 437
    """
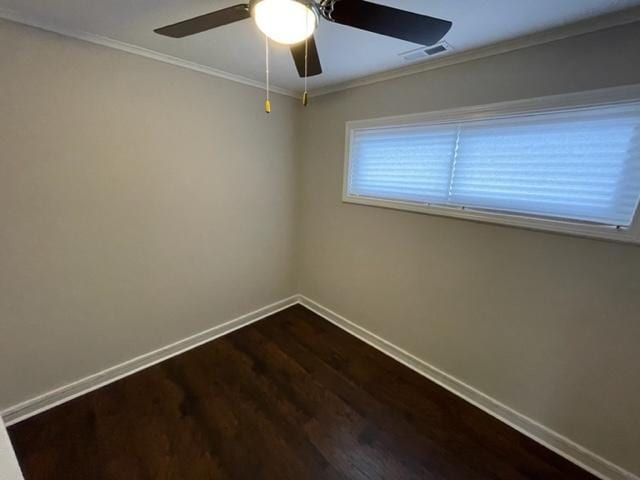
2 294 637 480
298 295 639 480
1 295 298 426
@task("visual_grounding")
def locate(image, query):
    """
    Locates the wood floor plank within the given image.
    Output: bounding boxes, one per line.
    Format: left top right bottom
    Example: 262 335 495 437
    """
8 305 598 479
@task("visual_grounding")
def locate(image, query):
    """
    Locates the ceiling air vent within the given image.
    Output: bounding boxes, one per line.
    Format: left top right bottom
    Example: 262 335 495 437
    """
400 41 453 62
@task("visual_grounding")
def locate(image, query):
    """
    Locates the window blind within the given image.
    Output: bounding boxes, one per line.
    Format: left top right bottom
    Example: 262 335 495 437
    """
347 102 640 226
349 124 457 203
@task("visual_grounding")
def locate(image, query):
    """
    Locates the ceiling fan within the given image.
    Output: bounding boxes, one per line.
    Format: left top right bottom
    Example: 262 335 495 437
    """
154 0 453 79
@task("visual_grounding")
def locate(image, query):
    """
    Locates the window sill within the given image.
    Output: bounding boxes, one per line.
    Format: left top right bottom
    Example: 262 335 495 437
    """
342 194 640 245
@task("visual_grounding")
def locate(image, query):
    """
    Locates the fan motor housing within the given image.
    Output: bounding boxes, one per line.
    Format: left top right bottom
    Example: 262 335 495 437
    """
248 0 323 19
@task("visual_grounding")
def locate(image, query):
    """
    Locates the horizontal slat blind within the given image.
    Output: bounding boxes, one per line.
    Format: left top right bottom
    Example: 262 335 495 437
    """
347 102 640 226
450 106 640 225
349 125 457 203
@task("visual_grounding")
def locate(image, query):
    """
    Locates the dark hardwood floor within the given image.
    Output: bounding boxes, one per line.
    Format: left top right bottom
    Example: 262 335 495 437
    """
9 305 597 480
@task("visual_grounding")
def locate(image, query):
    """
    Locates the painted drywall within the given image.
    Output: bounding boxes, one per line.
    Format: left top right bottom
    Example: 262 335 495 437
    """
2 12 640 478
0 18 299 409
296 22 640 475
0 421 22 479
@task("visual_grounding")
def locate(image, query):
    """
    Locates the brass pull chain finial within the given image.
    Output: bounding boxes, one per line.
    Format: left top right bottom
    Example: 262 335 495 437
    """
264 34 271 113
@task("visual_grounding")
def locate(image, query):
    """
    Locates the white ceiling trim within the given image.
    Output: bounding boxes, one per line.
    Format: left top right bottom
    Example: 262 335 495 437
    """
313 6 640 97
0 7 298 98
2 5 640 99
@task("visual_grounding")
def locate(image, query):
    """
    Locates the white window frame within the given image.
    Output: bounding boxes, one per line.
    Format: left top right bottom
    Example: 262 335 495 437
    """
343 84 640 245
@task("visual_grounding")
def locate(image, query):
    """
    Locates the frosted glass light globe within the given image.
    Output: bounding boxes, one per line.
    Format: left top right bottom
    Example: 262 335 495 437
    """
254 0 317 45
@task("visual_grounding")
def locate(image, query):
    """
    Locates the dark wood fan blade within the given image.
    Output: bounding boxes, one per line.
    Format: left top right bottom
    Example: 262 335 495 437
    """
329 0 452 46
155 4 250 38
290 35 322 77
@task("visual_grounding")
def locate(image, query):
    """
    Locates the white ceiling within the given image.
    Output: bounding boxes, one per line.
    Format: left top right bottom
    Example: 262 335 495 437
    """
1 0 640 93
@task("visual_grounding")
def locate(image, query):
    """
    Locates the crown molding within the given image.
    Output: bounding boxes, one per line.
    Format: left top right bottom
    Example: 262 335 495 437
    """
0 8 298 98
2 6 640 100
313 6 640 97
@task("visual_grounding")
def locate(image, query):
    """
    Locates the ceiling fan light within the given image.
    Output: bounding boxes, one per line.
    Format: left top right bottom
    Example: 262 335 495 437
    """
254 0 316 45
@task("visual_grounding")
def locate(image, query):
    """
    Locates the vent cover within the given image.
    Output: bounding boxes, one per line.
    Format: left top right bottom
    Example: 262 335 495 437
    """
400 41 453 61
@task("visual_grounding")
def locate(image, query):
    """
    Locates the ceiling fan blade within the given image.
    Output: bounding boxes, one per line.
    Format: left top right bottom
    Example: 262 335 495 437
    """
329 0 452 46
290 35 322 77
155 4 250 38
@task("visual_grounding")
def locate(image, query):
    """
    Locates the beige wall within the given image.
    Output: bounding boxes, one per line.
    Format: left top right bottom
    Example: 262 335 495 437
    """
2 14 640 477
0 420 22 479
0 19 298 409
296 23 640 475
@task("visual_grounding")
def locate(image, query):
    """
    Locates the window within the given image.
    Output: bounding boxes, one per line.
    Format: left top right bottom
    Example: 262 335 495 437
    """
343 86 640 243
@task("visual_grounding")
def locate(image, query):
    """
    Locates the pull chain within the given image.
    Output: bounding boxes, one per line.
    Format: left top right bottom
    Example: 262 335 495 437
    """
302 10 309 107
264 35 271 114
302 36 309 106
